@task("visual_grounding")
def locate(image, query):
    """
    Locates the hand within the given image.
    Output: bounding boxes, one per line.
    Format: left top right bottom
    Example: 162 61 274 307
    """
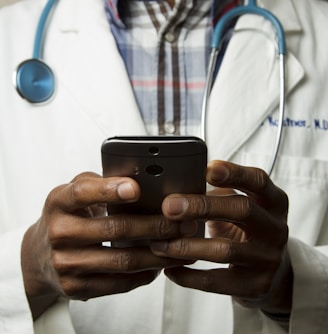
150 160 293 318
21 172 196 320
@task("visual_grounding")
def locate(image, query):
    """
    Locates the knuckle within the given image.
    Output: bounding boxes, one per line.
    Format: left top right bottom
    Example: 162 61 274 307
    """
44 186 63 213
51 249 84 275
60 276 88 299
157 216 177 238
72 172 99 182
51 251 73 273
237 196 253 221
172 239 190 257
70 180 85 205
103 218 129 240
48 221 66 247
253 168 269 191
199 195 211 217
212 240 234 263
111 251 134 271
47 217 75 248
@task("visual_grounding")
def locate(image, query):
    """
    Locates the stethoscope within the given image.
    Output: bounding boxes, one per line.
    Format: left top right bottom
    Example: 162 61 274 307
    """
14 0 57 103
201 0 286 176
14 0 286 175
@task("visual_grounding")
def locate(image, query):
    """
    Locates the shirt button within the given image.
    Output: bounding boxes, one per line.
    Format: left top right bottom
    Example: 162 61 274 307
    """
164 122 176 134
164 31 176 43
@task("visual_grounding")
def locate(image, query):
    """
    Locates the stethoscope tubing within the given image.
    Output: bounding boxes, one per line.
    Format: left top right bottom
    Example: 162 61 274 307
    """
211 1 286 55
33 0 58 59
201 1 286 176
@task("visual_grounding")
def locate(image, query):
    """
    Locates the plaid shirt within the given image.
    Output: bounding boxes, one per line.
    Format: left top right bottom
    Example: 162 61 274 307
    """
105 0 239 135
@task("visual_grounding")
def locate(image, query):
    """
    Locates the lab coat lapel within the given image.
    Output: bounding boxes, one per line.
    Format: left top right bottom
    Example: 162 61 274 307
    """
47 0 147 137
206 0 304 161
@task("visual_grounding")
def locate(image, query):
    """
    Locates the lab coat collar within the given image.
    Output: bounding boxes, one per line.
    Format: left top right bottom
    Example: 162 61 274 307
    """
49 0 147 137
262 0 301 33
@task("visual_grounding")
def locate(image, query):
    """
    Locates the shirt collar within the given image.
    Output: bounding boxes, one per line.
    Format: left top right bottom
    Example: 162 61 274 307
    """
105 0 233 27
106 0 164 25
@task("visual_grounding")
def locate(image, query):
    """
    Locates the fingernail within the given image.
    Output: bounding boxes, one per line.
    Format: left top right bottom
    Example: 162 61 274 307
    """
117 182 136 200
150 241 168 253
167 197 189 216
210 164 229 183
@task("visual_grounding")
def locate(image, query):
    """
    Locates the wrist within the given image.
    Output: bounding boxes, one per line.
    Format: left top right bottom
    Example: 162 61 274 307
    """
259 248 293 329
261 249 294 315
21 224 61 320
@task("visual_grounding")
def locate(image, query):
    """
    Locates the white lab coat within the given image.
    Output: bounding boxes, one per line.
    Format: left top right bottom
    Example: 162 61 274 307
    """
1 0 328 333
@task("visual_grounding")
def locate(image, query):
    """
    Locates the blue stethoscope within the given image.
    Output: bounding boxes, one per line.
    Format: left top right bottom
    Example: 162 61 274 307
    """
15 0 286 175
201 0 286 175
15 0 57 103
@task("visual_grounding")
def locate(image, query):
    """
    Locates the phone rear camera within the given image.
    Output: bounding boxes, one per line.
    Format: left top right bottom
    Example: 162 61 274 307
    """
146 164 163 176
149 146 160 155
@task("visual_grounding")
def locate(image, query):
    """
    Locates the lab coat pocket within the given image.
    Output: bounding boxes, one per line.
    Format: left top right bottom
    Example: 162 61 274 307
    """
242 153 328 246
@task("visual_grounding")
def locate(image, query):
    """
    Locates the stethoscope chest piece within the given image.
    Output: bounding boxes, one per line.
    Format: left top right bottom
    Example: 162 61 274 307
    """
15 59 55 104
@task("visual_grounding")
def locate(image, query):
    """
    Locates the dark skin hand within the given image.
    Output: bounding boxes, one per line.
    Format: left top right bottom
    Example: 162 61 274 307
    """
21 161 292 323
21 173 197 320
151 160 293 320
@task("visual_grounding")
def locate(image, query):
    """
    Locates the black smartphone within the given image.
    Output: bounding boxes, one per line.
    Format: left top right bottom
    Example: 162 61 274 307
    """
101 136 207 246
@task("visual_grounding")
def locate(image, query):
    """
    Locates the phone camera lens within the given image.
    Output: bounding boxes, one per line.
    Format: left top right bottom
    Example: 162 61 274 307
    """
149 146 160 156
146 164 163 176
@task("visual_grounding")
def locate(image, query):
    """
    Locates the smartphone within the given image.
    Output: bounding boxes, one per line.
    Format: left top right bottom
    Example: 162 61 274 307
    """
101 136 207 246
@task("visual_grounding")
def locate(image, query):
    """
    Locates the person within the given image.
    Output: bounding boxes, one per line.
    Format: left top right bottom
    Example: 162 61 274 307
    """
1 0 328 333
